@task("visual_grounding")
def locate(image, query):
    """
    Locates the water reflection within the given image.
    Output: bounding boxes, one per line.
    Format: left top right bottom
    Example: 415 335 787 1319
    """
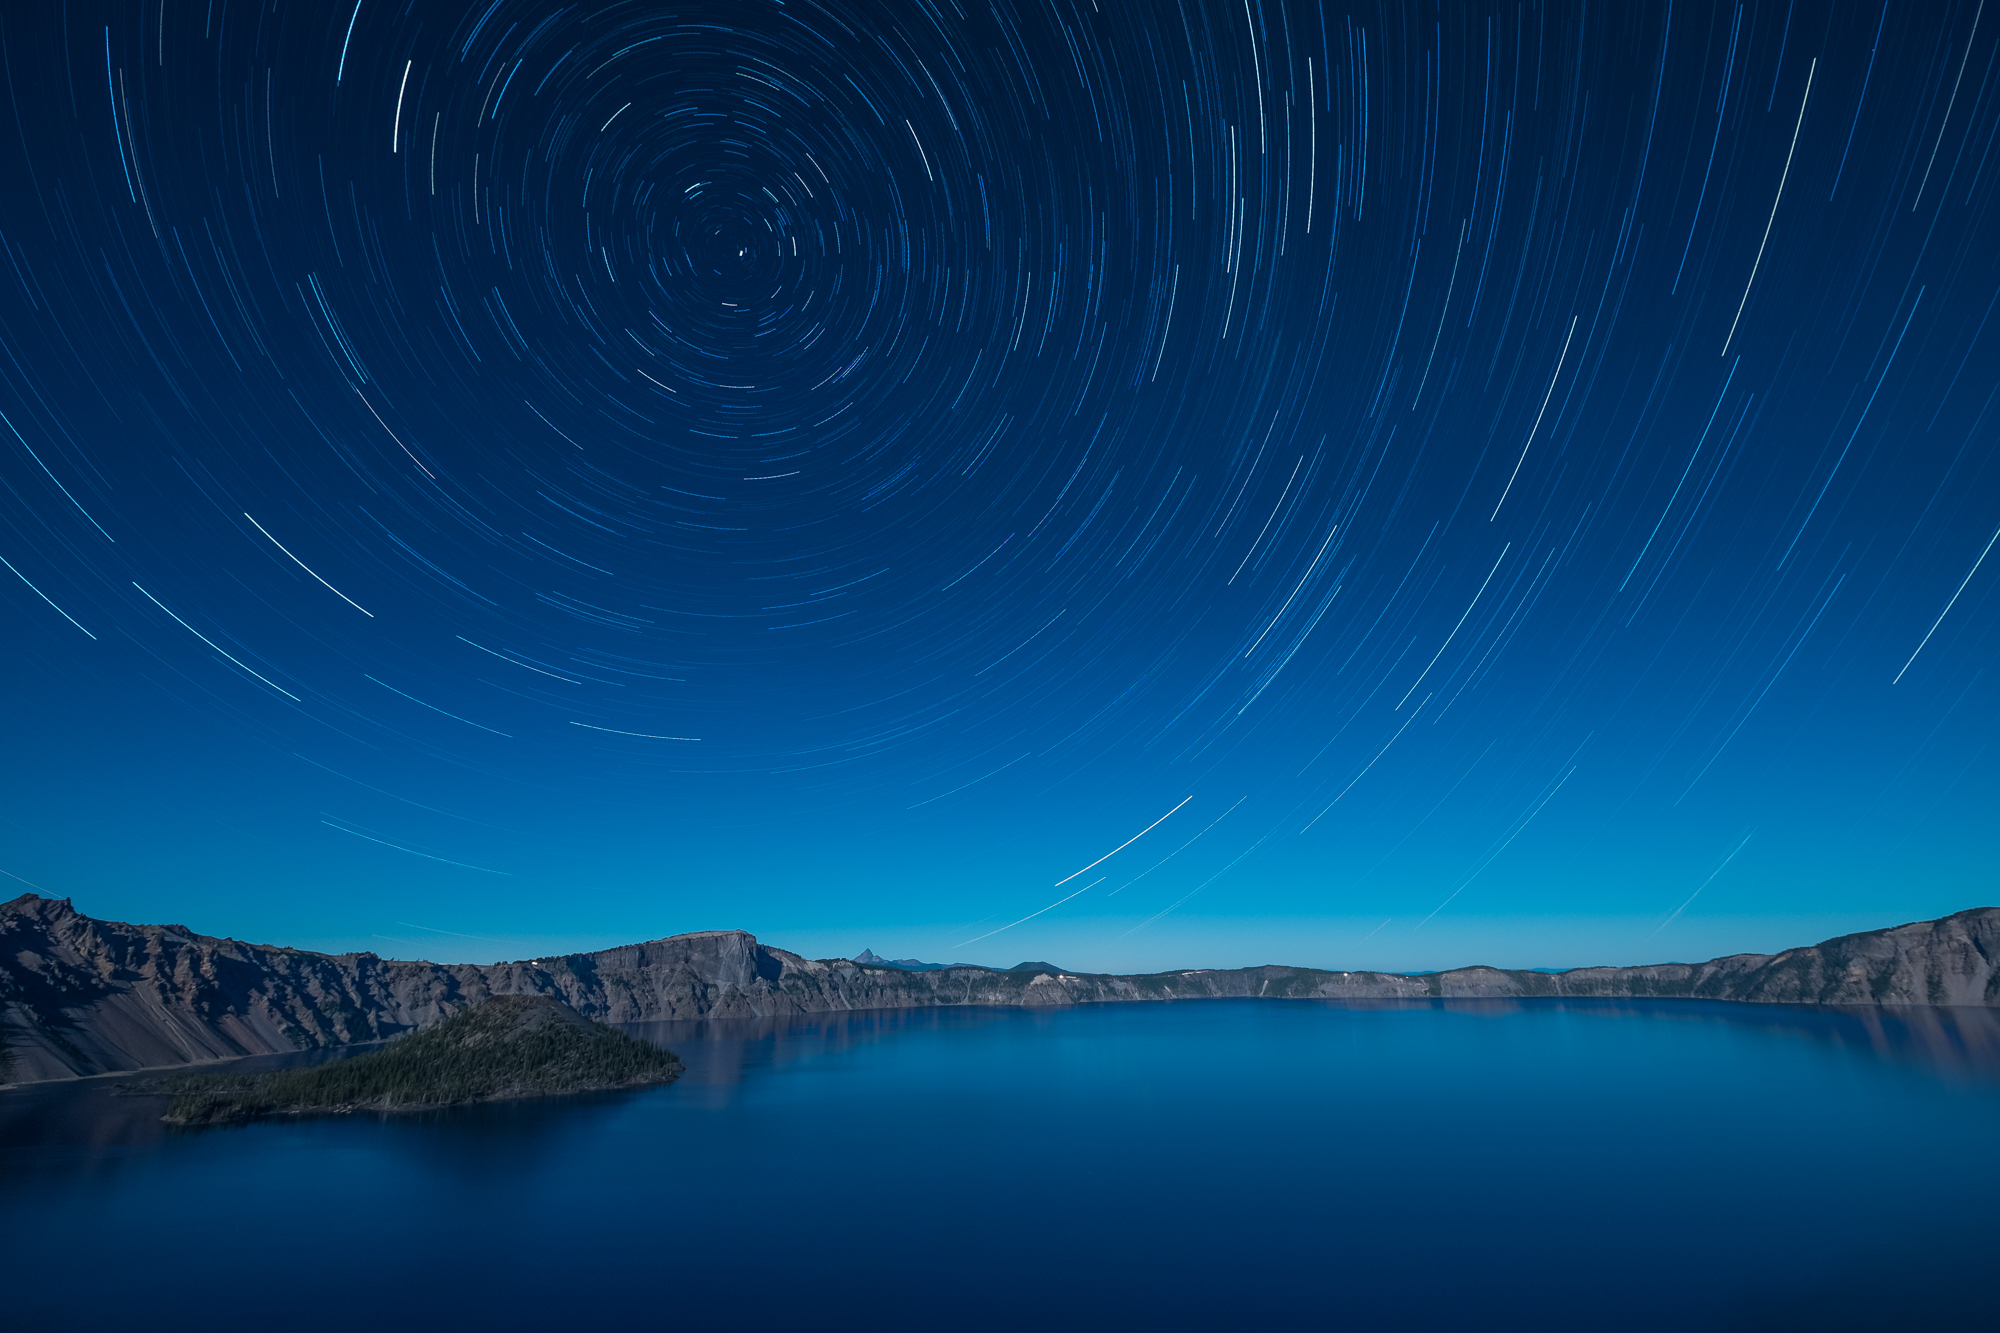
624 998 2000 1088
623 1004 1020 1093
4 999 1996 1157
6 994 1996 1330
0 1041 379 1154
1522 998 2000 1083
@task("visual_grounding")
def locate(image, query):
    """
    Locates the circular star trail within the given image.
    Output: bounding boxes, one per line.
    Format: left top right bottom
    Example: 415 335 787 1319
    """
0 1 1995 965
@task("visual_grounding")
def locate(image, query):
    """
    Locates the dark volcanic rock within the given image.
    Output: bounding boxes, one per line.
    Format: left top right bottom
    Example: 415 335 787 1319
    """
3 893 1995 1084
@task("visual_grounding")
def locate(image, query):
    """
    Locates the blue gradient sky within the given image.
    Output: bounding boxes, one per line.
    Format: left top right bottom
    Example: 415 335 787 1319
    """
1 0 1994 971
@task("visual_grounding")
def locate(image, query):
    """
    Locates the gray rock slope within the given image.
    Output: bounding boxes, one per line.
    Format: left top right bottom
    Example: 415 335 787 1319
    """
3 893 1994 1084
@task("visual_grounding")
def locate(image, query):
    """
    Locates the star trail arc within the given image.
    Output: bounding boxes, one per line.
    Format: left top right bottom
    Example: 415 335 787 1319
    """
0 0 1994 967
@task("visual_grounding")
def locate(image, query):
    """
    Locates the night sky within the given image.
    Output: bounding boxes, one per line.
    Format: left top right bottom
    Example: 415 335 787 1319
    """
1 0 1994 971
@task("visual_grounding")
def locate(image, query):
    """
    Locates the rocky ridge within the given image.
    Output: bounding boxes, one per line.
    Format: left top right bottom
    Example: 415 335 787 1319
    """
3 893 1995 1084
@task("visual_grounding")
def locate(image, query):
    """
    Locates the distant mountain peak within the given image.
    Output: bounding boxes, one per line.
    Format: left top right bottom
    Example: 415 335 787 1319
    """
852 948 962 971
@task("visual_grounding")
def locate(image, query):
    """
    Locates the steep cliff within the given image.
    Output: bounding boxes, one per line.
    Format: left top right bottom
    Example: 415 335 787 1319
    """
3 893 1995 1084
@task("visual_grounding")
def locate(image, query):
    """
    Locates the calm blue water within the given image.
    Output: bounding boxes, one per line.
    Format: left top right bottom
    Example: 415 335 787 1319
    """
5 999 1997 1330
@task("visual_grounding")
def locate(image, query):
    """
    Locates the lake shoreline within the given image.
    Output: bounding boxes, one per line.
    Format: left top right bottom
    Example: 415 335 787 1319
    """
6 894 1995 1086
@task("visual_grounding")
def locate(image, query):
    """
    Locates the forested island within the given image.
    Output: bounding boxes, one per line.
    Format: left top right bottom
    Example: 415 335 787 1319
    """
153 995 682 1125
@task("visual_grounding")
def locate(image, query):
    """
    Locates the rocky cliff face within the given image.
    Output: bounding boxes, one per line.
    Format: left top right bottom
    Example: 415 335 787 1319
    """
3 893 1995 1084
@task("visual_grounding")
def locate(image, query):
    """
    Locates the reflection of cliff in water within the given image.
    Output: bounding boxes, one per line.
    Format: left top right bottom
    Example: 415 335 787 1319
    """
622 1005 1022 1093
8 1000 1997 1158
1548 997 2000 1082
623 998 2000 1092
1812 1002 2000 1081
